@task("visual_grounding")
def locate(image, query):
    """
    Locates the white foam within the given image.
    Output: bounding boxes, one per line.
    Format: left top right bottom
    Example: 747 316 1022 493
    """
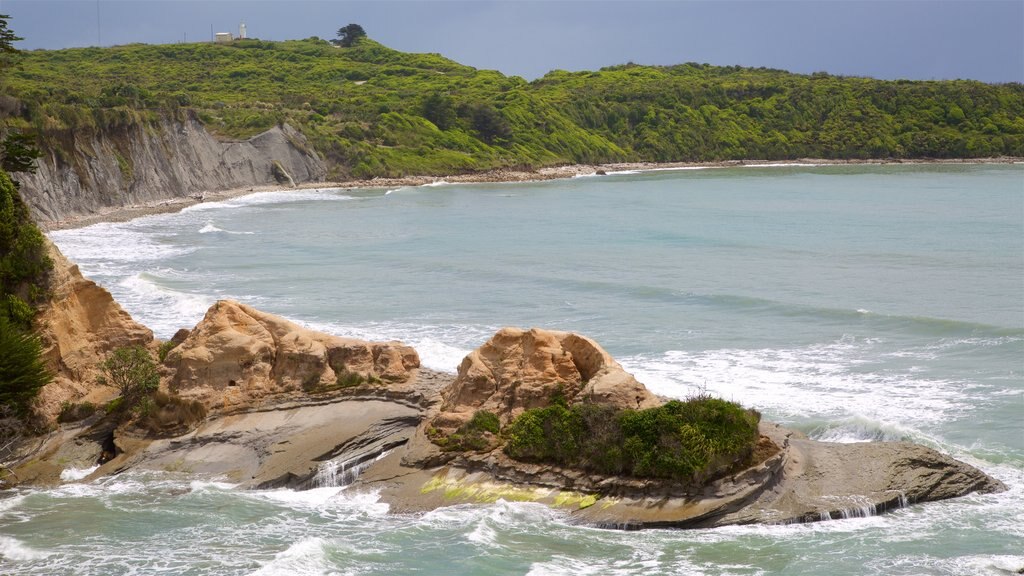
247 537 328 576
420 180 450 187
199 221 256 235
303 319 487 373
60 465 99 482
605 166 711 176
620 338 967 427
743 162 834 168
181 190 353 214
116 273 212 337
50 224 195 265
0 535 51 561
0 494 26 515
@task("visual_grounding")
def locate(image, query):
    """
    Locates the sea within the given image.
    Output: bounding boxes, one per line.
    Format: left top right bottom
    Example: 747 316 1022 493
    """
3 163 1021 575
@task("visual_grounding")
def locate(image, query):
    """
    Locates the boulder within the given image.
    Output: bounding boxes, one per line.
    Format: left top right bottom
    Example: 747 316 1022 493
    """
164 300 419 413
432 327 659 433
32 241 155 424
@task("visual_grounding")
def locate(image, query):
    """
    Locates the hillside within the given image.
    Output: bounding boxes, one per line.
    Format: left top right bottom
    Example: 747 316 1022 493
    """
4 37 1024 181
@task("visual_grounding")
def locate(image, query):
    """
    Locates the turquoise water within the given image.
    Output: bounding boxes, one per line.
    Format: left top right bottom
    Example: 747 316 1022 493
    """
5 164 1022 574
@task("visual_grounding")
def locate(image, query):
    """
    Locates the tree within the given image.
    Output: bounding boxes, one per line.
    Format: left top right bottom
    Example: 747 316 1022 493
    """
0 15 39 180
0 314 51 417
97 346 160 405
331 24 366 48
1 131 41 175
470 104 513 144
422 93 457 130
0 14 22 56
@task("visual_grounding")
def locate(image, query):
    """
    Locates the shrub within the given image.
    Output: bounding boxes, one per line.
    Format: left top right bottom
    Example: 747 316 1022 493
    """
135 390 206 436
96 346 159 404
503 397 761 485
431 410 501 452
157 339 178 362
57 401 97 423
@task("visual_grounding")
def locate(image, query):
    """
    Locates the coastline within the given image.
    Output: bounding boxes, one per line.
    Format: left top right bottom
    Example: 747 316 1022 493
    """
39 156 1022 231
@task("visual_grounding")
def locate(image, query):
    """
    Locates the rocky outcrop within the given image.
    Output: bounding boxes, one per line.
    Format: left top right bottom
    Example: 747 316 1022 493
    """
17 112 326 224
164 300 420 414
431 327 659 434
31 241 154 424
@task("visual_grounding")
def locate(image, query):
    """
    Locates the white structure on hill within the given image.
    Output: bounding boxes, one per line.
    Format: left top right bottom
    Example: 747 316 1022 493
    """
239 21 247 39
215 32 232 43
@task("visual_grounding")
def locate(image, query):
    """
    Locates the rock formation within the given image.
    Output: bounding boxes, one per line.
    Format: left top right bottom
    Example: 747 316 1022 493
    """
31 241 154 423
17 113 326 224
164 300 420 414
432 327 659 434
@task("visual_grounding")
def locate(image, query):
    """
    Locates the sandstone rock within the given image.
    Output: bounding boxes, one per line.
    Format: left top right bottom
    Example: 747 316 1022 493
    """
32 241 154 424
165 300 419 413
432 327 659 433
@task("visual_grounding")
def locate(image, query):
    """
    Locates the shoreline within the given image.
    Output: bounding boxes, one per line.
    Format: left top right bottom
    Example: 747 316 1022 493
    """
40 156 1022 231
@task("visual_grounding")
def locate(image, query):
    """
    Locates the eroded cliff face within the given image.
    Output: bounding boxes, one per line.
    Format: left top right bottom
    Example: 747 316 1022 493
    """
32 241 155 424
17 112 326 224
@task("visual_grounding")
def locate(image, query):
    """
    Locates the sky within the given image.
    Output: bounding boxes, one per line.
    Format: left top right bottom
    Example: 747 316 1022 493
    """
0 0 1021 83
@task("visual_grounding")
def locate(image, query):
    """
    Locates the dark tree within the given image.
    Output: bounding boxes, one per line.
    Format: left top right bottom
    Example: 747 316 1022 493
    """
331 24 366 48
422 93 457 130
470 104 513 144
0 14 21 56
1 132 40 175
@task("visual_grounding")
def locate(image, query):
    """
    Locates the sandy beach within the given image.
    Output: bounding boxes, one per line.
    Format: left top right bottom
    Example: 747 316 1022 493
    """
40 156 1022 231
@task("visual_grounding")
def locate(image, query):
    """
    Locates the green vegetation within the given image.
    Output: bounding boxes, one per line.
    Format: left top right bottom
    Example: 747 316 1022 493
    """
303 369 381 394
430 410 501 452
503 397 761 484
96 346 159 406
0 313 50 417
96 346 206 435
134 390 206 436
0 170 50 328
0 165 51 423
156 339 179 362
57 401 97 423
2 37 1018 182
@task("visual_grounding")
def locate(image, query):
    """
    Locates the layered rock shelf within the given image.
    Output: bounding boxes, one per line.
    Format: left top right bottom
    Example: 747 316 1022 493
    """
9 243 1006 528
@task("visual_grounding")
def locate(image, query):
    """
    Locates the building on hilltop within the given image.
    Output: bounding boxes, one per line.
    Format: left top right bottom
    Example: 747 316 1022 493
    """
214 32 233 43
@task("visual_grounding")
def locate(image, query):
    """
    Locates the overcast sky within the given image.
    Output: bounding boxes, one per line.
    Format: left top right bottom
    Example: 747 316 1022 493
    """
1 0 1021 83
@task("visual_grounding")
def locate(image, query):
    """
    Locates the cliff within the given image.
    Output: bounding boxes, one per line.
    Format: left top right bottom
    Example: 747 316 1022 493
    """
16 112 325 224
31 240 155 424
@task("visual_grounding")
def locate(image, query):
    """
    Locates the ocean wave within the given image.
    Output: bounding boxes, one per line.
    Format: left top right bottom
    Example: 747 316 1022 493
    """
181 190 353 214
199 221 255 235
679 292 1023 337
620 339 969 427
799 415 927 444
0 535 51 561
59 465 99 482
247 537 329 576
49 223 196 265
115 273 213 338
303 319 491 373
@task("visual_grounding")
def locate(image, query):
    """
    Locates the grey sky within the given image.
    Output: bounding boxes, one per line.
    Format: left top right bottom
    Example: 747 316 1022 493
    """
1 0 1021 83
